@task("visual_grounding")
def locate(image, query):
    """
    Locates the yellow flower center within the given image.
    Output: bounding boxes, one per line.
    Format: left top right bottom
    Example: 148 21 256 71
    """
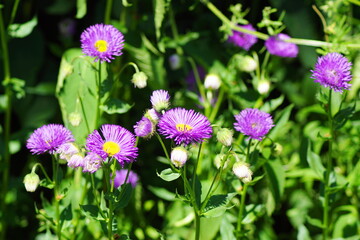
102 141 120 156
176 123 193 132
94 40 108 52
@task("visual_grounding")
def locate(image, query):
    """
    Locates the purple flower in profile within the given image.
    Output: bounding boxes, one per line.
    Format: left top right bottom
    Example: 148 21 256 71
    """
228 24 258 51
112 169 139 188
150 90 170 112
134 117 154 138
80 24 125 62
265 33 299 58
158 108 212 145
311 52 352 92
86 124 138 166
26 124 74 155
234 108 274 141
82 152 102 173
67 154 84 168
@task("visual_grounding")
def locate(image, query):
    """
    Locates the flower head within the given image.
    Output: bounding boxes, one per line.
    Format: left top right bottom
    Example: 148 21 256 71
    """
134 117 155 138
112 169 139 188
26 124 74 155
57 142 80 161
150 90 171 112
265 33 298 58
80 24 125 62
82 152 102 173
86 124 138 166
311 52 352 92
171 146 188 168
234 108 274 141
144 108 161 124
228 24 258 51
158 108 212 145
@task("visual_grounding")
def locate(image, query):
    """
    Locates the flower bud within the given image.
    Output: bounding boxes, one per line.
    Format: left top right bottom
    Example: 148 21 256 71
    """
216 128 234 147
131 71 148 89
134 117 155 138
204 74 221 90
171 146 188 168
214 154 229 169
144 108 161 124
233 162 253 183
23 172 41 192
67 153 85 168
257 79 270 95
169 54 181 70
57 142 80 162
150 90 170 112
68 112 82 127
237 55 257 72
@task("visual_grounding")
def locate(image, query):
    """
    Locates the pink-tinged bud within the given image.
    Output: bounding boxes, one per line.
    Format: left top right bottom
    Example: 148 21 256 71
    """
171 146 188 168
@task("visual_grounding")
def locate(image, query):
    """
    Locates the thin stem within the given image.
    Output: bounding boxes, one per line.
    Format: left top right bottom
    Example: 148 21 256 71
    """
236 183 249 237
32 163 52 183
0 7 12 240
323 89 334 240
194 213 201 240
155 133 179 172
187 57 208 111
52 156 62 240
104 160 115 239
104 0 114 24
9 0 21 26
312 5 329 42
169 7 184 56
209 87 225 122
95 62 102 130
192 143 203 191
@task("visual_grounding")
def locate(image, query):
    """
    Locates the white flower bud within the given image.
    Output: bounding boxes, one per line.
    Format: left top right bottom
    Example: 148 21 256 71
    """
216 128 234 147
131 71 148 89
204 74 221 90
171 146 188 168
23 172 41 192
257 80 270 95
233 162 253 183
238 55 257 72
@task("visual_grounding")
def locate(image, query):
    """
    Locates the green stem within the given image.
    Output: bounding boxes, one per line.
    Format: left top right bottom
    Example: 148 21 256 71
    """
104 160 115 239
52 156 62 240
95 62 103 130
194 213 201 240
193 143 203 188
209 87 225 122
32 163 52 183
323 89 334 240
155 133 179 172
204 1 360 48
236 183 249 237
0 7 11 240
104 0 114 24
187 57 208 111
9 0 21 26
169 7 184 56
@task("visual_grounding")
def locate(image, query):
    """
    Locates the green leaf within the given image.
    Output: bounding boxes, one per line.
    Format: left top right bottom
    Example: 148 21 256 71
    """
220 213 236 240
79 204 104 221
260 95 284 113
333 213 359 238
264 158 285 202
348 160 360 186
154 0 167 52
242 204 265 224
148 186 176 201
60 203 72 222
333 104 356 130
306 141 325 181
114 183 133 209
56 48 108 144
157 168 181 182
268 104 293 140
306 216 323 229
76 0 87 19
100 98 133 115
8 16 38 38
202 193 236 218
297 224 311 240
39 179 54 189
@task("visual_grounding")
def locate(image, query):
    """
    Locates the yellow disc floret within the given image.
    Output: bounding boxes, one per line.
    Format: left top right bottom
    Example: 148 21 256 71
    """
176 123 193 132
103 141 121 156
94 40 108 52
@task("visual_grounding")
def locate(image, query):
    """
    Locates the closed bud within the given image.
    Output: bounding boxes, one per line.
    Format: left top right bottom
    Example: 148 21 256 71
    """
233 162 253 183
171 146 188 168
257 79 270 95
204 74 221 90
131 71 148 89
23 172 40 192
216 128 234 147
237 55 257 72
68 112 82 127
169 54 181 70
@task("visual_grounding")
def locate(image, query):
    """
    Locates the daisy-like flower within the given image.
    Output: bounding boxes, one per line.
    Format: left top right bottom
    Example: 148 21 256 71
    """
311 52 352 92
228 24 258 51
80 24 125 63
26 124 74 155
150 90 171 112
234 108 274 141
158 108 212 145
86 124 138 166
112 169 139 188
134 117 155 138
265 33 299 58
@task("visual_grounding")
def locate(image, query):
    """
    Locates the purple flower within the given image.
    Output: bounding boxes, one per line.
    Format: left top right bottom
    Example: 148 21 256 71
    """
26 124 74 155
80 24 125 63
134 117 154 138
67 154 84 168
112 169 139 188
57 142 79 161
234 108 274 141
228 24 258 51
311 52 352 92
82 152 102 173
265 33 299 58
158 108 212 145
150 90 170 112
86 124 138 166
